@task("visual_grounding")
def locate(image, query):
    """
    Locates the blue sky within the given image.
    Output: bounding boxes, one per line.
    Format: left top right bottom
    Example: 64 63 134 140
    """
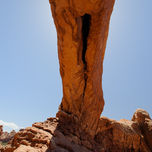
0 0 152 131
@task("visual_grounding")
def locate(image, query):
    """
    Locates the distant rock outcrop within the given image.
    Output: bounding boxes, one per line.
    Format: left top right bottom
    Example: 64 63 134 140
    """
1 0 152 151
0 130 16 143
0 126 16 150
0 126 2 136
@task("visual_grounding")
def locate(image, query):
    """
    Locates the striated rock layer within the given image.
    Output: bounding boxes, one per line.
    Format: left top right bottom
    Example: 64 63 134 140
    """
1 109 152 152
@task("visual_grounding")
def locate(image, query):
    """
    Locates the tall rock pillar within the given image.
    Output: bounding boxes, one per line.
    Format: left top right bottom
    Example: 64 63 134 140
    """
50 0 115 136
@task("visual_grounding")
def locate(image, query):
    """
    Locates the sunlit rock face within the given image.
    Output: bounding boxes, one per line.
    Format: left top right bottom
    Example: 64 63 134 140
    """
50 0 115 136
50 0 114 16
2 1 152 152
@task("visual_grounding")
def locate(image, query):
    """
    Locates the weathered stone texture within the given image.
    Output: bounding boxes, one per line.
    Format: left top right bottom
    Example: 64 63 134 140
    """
1 1 152 152
0 126 2 136
50 0 115 135
1 109 152 152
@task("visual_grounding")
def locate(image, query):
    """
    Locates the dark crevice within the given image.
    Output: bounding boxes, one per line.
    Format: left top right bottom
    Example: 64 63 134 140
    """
81 14 91 65
80 14 91 111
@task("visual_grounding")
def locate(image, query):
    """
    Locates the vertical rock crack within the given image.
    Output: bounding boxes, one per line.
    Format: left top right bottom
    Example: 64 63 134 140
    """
81 14 91 111
81 14 91 66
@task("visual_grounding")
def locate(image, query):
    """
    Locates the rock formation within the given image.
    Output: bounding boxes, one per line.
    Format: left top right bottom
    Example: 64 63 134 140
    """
1 109 152 152
50 0 115 136
0 126 2 136
0 126 16 150
1 0 152 152
0 130 16 144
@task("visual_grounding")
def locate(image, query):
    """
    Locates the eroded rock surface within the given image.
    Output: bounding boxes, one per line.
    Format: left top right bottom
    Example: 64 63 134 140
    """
1 109 152 152
0 130 16 144
0 126 2 136
50 0 115 135
0 126 16 150
1 1 152 152
132 109 152 150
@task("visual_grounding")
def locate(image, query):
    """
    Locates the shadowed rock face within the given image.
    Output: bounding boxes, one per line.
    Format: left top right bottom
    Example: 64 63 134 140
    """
50 0 115 136
0 126 2 136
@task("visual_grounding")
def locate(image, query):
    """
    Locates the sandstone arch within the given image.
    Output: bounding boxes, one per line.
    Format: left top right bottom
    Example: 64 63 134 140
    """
2 1 152 151
50 0 115 136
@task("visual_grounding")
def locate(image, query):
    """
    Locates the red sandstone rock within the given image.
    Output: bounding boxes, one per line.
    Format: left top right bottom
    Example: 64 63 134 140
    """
1 1 152 152
50 0 115 135
95 116 151 151
0 130 16 143
0 126 16 150
132 109 152 151
0 126 2 136
1 110 152 152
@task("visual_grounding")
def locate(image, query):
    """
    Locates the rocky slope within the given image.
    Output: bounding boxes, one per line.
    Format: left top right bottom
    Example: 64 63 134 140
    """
1 109 152 152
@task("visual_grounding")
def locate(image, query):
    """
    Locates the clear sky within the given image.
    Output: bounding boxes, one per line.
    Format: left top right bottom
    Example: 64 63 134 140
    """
0 0 152 132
